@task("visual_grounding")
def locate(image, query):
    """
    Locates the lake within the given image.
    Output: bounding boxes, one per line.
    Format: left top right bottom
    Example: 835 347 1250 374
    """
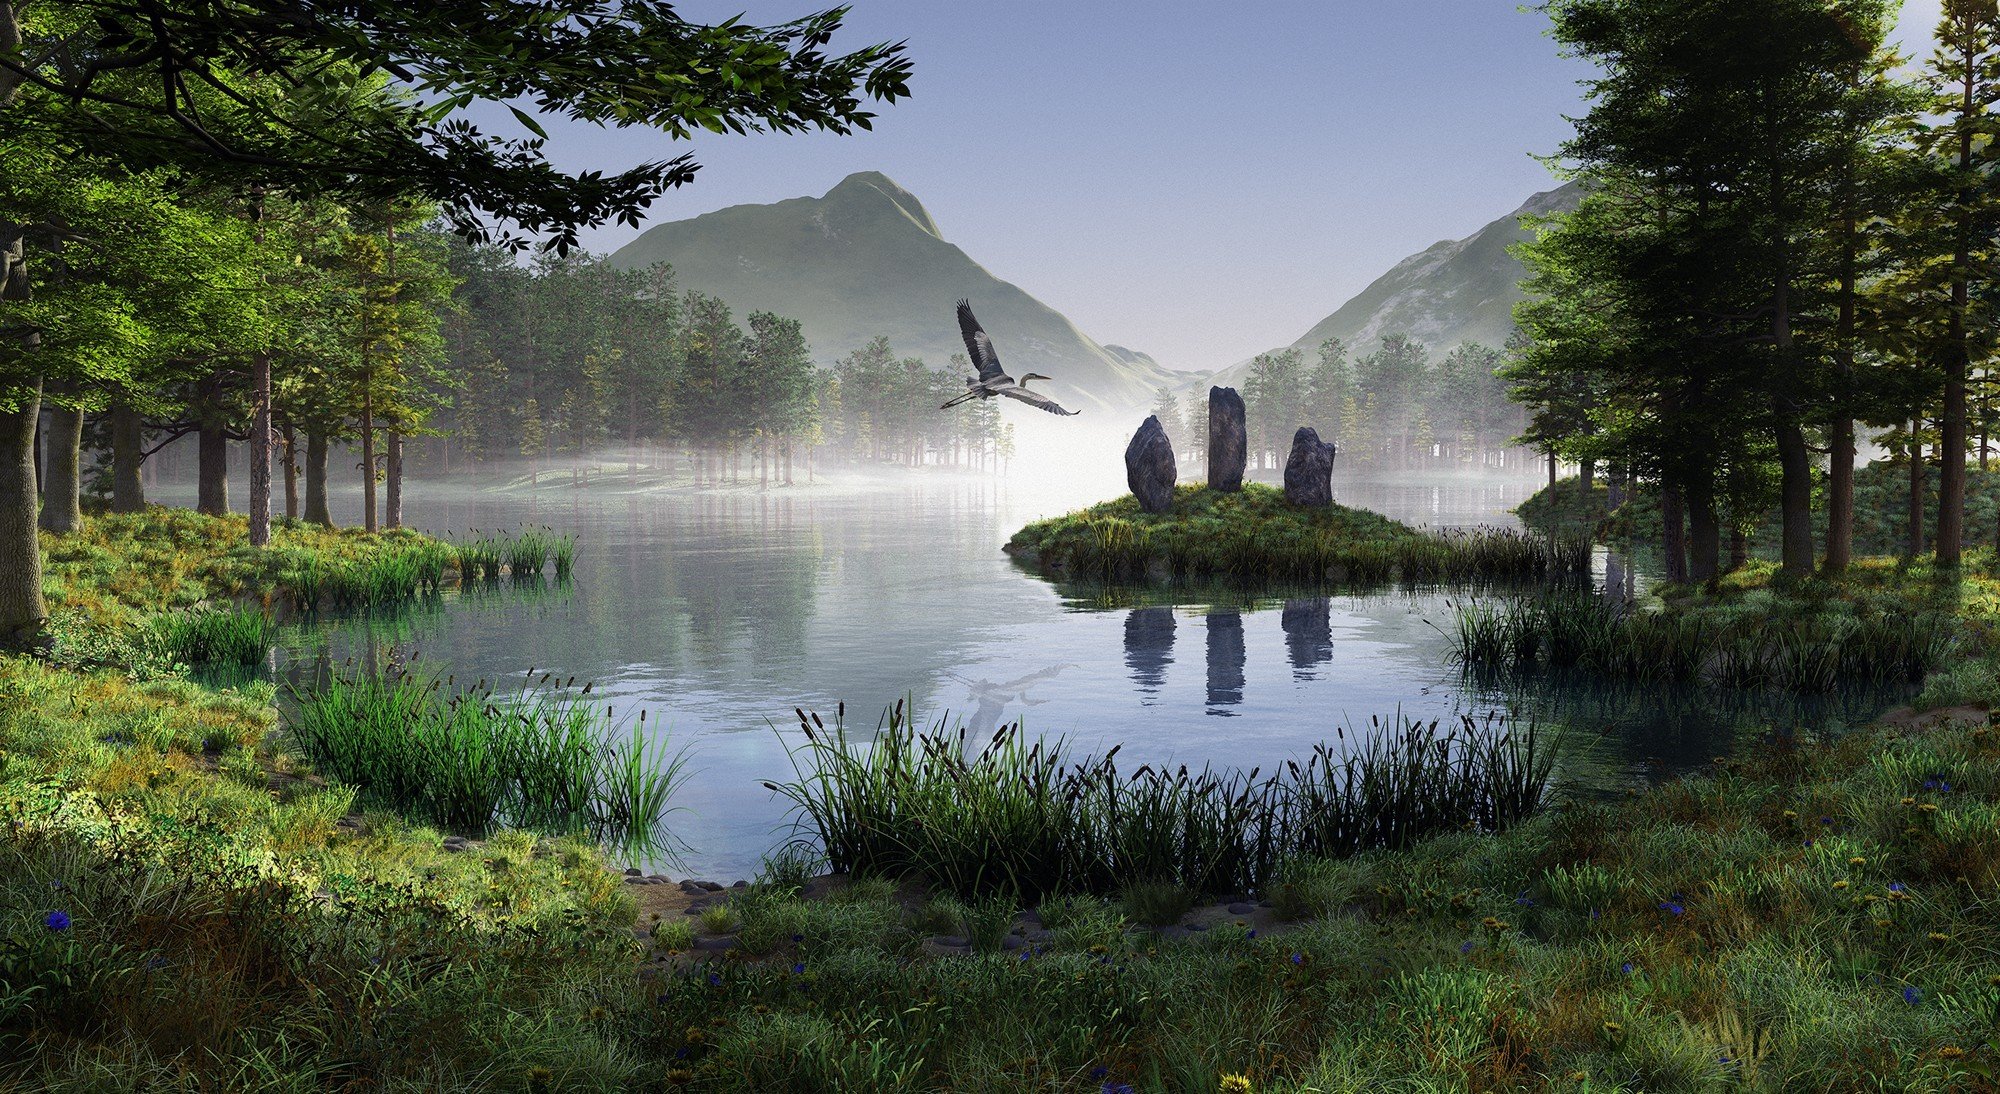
161 469 1905 880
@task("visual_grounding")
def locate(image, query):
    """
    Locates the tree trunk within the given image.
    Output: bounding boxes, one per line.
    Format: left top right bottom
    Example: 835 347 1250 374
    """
249 350 272 546
304 430 332 527
1579 459 1595 491
1825 416 1855 574
385 428 403 529
1547 451 1557 488
1939 46 1977 568
1908 428 1925 558
1686 479 1720 585
197 423 229 516
1729 526 1750 573
281 422 298 520
110 402 145 512
1774 416 1814 578
1941 321 1969 569
1661 485 1690 584
0 377 48 648
37 401 81 534
361 390 377 533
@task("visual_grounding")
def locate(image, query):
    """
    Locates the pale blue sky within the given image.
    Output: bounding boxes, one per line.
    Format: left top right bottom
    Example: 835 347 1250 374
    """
473 1 1947 372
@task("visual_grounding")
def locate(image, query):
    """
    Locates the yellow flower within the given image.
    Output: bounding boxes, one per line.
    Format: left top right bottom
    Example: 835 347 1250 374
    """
1929 932 1951 943
1941 1046 1965 1059
1782 810 1798 819
1832 880 1849 890
1848 857 1867 866
1603 1021 1623 1034
684 1027 706 1045
1219 1074 1253 1094
1919 803 1940 813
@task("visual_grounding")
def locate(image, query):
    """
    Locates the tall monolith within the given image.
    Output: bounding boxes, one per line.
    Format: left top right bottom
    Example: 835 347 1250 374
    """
1283 427 1337 507
1208 386 1246 492
1125 415 1178 513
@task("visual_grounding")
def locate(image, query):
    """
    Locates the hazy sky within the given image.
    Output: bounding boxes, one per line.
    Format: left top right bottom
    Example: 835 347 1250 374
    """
475 1 1948 373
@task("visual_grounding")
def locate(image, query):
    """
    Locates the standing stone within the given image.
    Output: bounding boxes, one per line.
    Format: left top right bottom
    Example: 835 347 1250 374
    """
1283 427 1337 507
1125 415 1178 513
1207 387 1246 492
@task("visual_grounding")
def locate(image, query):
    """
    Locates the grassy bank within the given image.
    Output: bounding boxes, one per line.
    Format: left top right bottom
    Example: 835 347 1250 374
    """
1007 483 1584 586
1515 463 2000 557
648 707 2000 1091
40 509 578 673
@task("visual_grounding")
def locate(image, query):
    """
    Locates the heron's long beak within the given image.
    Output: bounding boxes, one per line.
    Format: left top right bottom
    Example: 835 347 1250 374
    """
1020 373 1052 385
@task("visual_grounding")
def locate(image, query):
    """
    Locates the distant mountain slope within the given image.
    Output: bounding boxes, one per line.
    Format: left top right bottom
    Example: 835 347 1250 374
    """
607 171 1183 413
1199 181 1584 391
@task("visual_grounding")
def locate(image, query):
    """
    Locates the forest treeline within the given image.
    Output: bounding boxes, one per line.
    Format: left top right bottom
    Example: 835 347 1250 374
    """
440 248 1015 487
0 1 912 648
1145 335 1528 473
1509 0 2000 582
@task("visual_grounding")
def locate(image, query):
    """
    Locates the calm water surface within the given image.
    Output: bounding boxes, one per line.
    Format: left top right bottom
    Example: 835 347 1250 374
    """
168 471 1903 878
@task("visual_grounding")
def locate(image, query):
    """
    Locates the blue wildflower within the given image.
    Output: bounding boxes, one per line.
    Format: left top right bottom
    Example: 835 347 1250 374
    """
1820 816 1832 825
44 910 70 932
1245 929 1256 939
1515 890 1535 906
1103 1084 1136 1094
1659 901 1685 917
1889 881 1905 892
1460 941 1475 954
674 1046 689 1059
1621 962 1634 975
1904 986 1921 1005
791 962 805 975
1290 952 1304 965
792 933 804 943
707 973 721 986
1089 1066 1109 1081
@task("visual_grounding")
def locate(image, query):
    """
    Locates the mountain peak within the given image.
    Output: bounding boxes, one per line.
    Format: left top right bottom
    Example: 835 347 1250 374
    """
822 171 940 238
603 174 1179 411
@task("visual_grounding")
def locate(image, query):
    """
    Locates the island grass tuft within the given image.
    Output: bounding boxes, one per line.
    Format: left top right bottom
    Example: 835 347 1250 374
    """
1008 483 1584 585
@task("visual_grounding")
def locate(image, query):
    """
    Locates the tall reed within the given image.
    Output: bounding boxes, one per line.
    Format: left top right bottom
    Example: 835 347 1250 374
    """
288 664 687 841
767 703 1559 902
151 607 274 667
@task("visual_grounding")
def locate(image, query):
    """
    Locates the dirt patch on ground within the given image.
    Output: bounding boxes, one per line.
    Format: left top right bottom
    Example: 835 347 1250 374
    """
1881 703 1990 732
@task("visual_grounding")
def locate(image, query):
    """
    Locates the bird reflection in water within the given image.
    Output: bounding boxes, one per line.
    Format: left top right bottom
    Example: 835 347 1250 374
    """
946 664 1077 738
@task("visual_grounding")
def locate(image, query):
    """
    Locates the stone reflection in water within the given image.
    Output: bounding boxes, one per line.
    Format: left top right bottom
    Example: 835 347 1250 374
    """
1204 610 1245 715
1281 598 1333 680
1122 607 1176 698
947 664 1073 737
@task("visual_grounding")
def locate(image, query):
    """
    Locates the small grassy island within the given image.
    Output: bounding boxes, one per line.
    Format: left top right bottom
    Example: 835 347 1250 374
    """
1006 483 1584 586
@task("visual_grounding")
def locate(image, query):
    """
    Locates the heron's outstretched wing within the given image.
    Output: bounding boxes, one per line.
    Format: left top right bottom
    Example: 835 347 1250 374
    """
1001 385 1080 416
956 299 1006 383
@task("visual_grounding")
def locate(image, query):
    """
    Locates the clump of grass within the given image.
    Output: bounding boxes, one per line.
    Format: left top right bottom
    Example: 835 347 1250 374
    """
150 607 273 667
1120 879 1195 927
768 703 1559 902
1006 483 1588 587
287 664 688 841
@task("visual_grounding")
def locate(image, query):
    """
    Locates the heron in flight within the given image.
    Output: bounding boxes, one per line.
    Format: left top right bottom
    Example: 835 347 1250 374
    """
940 299 1080 416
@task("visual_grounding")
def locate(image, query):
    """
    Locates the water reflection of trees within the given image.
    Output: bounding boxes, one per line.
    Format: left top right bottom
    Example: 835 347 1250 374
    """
1484 670 1910 779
